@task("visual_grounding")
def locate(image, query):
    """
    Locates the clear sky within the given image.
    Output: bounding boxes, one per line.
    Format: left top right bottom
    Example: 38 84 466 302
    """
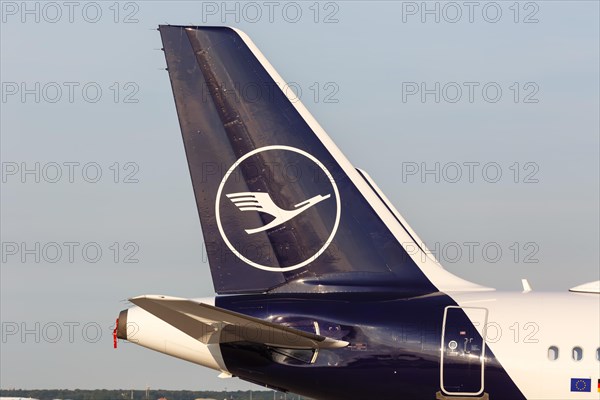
1 0 598 392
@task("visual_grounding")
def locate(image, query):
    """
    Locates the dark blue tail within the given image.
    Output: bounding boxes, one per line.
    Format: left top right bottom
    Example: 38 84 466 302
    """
159 25 449 295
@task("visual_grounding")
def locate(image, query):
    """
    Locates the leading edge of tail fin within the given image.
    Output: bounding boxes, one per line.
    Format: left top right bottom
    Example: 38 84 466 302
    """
158 25 489 295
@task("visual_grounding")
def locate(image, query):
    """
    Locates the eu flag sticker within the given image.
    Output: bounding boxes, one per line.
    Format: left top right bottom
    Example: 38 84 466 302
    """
570 378 591 392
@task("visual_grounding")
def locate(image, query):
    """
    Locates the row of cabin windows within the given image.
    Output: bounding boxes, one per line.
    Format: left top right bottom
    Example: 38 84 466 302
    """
547 346 600 361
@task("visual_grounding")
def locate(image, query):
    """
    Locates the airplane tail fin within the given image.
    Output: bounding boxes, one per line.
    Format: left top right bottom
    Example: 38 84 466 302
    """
159 25 487 295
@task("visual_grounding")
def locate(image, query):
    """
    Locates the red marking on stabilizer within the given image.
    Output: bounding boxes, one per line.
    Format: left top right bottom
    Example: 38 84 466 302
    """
113 318 118 349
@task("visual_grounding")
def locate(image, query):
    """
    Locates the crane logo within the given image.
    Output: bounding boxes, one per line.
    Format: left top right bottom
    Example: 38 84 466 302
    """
215 145 341 272
226 192 332 235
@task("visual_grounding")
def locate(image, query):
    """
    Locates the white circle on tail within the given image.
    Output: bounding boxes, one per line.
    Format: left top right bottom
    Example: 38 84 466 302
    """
215 145 341 272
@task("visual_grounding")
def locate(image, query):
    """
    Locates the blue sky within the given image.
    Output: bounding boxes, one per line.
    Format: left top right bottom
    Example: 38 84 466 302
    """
1 0 598 391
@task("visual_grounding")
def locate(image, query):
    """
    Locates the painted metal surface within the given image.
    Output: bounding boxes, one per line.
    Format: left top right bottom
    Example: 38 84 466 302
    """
215 293 525 400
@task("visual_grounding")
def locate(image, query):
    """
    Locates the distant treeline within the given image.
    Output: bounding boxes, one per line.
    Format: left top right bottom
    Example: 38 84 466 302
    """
0 389 307 400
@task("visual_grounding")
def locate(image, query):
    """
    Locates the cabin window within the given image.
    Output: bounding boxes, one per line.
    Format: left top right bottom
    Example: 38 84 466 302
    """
596 348 599 361
572 347 583 361
547 346 559 361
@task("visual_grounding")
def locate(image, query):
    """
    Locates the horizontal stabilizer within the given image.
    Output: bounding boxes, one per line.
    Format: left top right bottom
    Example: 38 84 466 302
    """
130 295 348 350
569 280 600 294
